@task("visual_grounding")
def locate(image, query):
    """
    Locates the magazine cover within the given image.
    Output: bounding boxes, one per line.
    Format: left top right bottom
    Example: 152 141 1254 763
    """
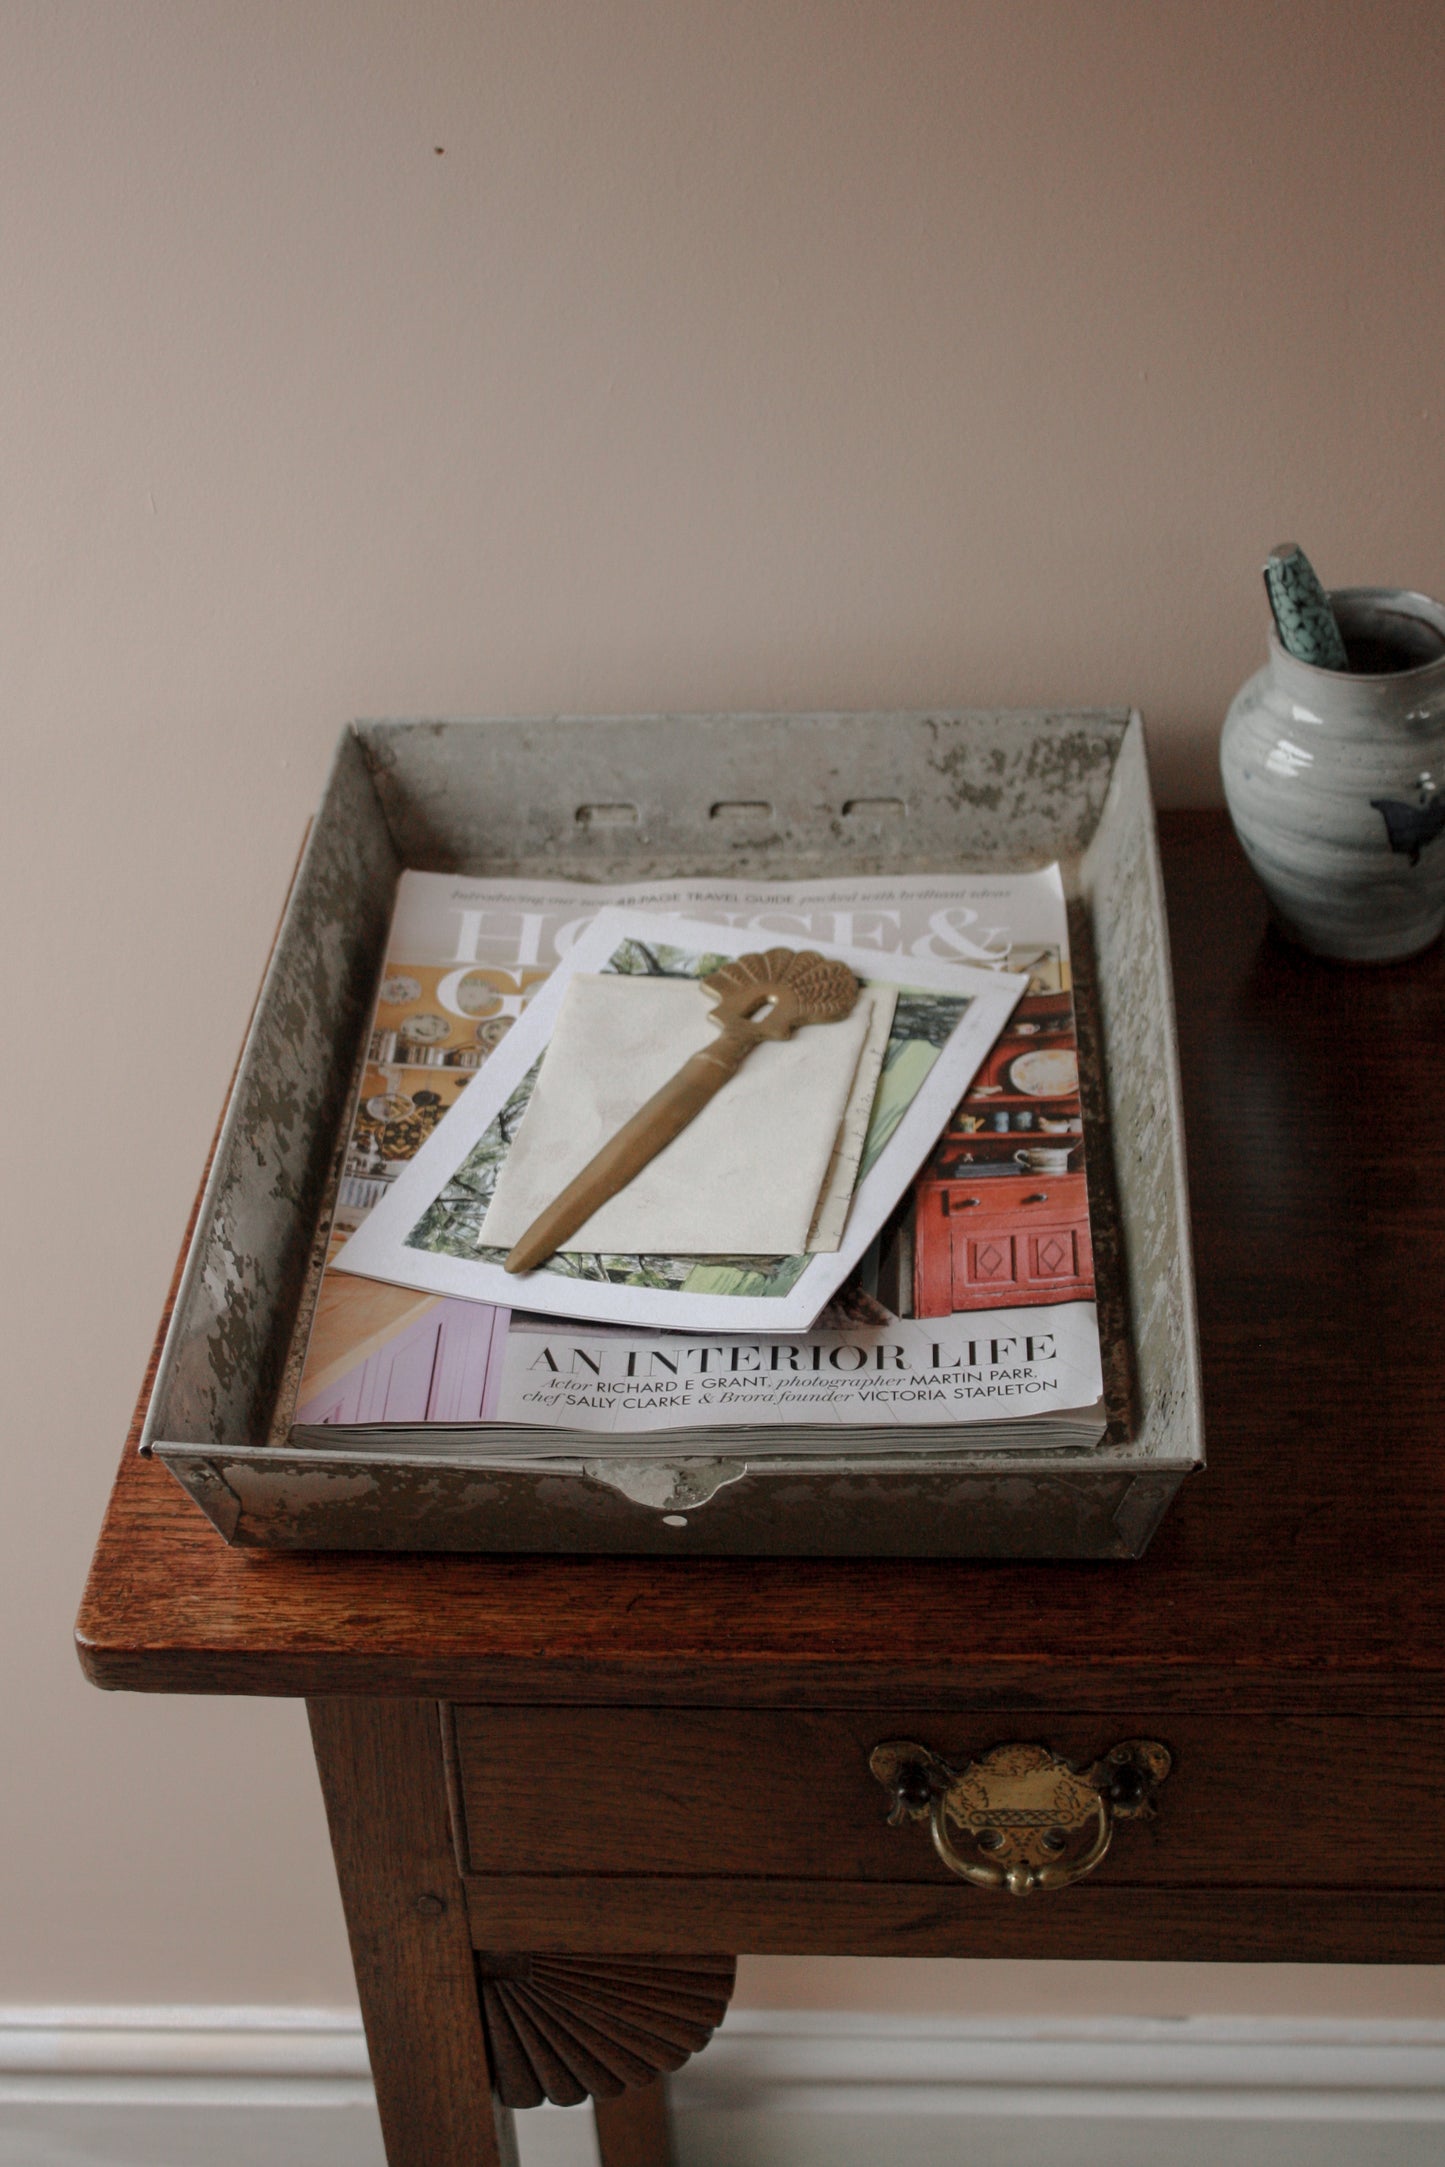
291 870 1103 1446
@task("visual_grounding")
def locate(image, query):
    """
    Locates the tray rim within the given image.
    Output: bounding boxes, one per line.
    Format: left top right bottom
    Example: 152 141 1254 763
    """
144 707 1203 1537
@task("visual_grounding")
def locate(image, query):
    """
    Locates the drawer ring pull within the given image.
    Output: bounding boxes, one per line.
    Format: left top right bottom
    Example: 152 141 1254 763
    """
869 1738 1171 1897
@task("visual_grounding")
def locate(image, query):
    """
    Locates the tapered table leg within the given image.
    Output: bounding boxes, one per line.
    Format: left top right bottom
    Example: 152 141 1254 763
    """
308 1697 518 2167
594 2079 673 2166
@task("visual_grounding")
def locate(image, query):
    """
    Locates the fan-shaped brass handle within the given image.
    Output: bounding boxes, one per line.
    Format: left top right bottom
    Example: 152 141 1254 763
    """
869 1737 1171 1897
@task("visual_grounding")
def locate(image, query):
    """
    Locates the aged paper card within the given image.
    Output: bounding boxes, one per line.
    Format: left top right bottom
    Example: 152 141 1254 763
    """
479 973 874 1256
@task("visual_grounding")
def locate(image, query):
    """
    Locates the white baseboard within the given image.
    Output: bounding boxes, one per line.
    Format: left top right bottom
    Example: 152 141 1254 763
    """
684 2009 1445 2120
4 2005 1445 2167
0 2005 371 2106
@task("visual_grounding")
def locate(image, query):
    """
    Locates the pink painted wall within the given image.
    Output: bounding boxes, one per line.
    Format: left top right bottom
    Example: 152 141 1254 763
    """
6 0 1444 2016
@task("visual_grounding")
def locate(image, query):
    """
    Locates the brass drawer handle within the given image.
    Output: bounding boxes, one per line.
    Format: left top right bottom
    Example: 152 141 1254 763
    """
870 1738 1171 1897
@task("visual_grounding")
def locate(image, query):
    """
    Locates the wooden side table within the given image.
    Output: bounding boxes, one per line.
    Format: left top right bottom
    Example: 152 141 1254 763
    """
76 815 1445 2167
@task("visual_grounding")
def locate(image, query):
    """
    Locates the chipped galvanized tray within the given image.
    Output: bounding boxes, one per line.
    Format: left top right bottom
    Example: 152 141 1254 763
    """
145 712 1202 1557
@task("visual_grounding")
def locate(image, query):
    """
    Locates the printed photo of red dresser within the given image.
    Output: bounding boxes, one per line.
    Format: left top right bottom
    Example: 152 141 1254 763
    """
913 990 1095 1317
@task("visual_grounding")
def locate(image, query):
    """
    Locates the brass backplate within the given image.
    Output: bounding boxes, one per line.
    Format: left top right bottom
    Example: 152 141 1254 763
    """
870 1737 1171 1896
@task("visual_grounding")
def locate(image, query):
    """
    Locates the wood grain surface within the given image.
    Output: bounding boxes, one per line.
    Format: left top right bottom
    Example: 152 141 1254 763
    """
474 1954 735 2108
593 2082 673 2167
447 1705 1445 1889
76 816 1445 1713
308 1697 517 2167
460 1879 1445 1964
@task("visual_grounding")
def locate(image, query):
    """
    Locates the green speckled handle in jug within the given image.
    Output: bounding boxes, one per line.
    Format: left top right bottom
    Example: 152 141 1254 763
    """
1262 543 1349 671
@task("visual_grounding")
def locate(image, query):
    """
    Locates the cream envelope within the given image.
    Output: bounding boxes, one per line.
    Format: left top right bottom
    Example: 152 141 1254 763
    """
479 973 876 1257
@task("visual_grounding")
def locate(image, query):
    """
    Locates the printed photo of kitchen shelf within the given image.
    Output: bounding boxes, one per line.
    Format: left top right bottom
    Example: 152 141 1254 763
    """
914 991 1095 1315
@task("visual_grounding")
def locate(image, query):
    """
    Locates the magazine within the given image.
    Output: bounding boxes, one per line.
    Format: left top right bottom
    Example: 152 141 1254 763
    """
289 869 1106 1456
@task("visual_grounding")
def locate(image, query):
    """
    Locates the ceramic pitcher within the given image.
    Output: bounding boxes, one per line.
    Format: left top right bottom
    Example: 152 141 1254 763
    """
1221 587 1445 960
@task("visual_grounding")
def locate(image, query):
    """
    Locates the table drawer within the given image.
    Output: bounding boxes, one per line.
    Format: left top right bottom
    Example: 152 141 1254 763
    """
448 1704 1445 1892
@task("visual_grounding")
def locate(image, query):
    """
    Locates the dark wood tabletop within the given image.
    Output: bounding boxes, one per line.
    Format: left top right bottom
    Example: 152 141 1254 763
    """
75 811 1445 1716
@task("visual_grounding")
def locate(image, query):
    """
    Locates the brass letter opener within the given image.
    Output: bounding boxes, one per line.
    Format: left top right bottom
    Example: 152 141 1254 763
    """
504 948 861 1274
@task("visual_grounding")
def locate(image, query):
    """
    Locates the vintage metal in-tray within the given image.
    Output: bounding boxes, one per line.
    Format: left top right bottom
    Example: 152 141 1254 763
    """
141 710 1203 1557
